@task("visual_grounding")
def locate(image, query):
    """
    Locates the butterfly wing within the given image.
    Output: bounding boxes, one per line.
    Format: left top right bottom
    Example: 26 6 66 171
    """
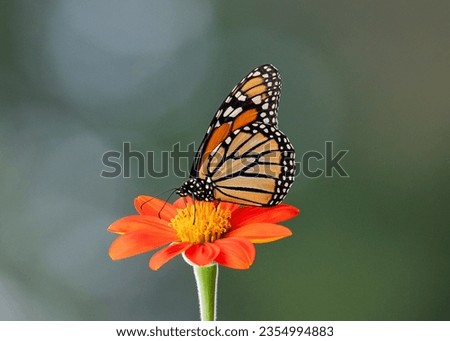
191 64 281 178
208 122 295 206
189 64 295 206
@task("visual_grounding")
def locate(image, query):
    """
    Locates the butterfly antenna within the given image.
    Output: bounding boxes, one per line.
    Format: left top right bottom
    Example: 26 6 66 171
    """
139 188 175 210
156 188 178 219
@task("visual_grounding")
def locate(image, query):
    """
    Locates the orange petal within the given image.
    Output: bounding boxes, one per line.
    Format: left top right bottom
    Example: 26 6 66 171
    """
230 204 299 229
134 195 176 221
217 201 240 213
109 228 177 260
226 223 292 243
108 215 172 234
173 196 193 209
184 243 221 266
149 242 191 270
172 197 239 212
214 237 255 269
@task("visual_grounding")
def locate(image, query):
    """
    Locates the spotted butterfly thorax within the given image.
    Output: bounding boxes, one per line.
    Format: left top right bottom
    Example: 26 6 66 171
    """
177 64 295 206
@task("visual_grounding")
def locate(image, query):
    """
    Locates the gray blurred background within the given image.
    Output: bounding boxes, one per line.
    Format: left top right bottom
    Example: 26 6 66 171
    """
0 0 449 320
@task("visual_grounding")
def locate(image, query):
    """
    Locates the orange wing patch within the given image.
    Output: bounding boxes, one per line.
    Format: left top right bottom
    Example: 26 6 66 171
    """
244 84 267 98
241 76 264 92
200 108 259 177
200 123 232 175
232 109 258 131
241 76 268 99
214 187 273 206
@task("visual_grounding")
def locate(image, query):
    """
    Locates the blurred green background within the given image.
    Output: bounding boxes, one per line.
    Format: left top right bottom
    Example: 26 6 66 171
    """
1 0 449 320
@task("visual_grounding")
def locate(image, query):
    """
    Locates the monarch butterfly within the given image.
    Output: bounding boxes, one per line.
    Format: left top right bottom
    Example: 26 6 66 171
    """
177 64 295 206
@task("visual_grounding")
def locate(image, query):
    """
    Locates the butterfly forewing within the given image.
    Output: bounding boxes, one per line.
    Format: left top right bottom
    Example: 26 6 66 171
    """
180 64 295 206
191 64 281 178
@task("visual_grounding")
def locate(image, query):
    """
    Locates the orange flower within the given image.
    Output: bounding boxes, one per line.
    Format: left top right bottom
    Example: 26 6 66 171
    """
108 195 299 270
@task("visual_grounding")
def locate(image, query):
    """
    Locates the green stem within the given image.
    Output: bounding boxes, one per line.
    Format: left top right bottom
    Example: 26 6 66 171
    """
193 264 218 321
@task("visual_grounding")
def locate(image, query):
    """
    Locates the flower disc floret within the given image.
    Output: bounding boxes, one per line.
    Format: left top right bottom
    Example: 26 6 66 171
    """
170 202 231 244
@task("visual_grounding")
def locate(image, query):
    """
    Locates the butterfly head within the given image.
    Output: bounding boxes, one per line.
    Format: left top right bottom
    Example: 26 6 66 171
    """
176 178 215 202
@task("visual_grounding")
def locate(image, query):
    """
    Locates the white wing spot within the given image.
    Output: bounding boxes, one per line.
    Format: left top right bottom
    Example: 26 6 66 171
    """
223 106 234 117
229 107 243 118
252 95 262 104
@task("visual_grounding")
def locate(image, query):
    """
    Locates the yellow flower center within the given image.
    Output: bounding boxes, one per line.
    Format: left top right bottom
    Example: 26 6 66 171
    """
170 202 231 244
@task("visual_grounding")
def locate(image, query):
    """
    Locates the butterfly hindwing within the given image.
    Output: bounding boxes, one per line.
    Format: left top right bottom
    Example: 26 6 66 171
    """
207 122 295 206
